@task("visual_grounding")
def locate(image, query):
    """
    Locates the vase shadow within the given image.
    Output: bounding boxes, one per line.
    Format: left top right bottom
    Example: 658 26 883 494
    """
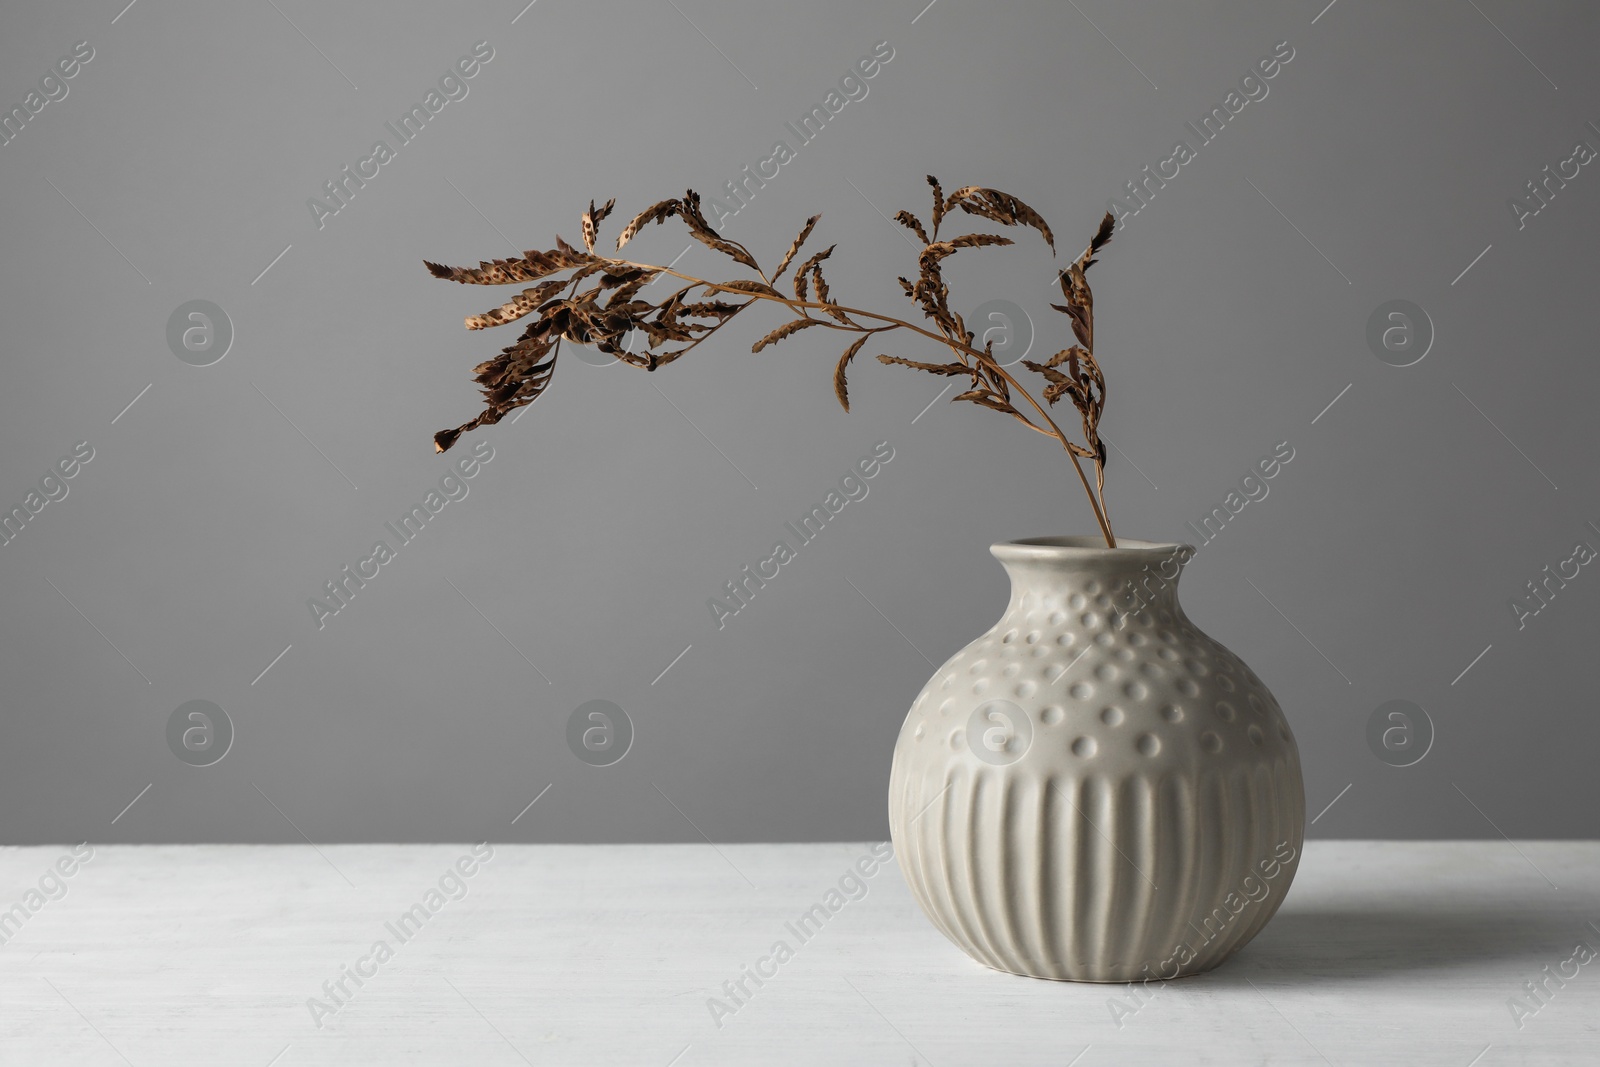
1198 906 1583 987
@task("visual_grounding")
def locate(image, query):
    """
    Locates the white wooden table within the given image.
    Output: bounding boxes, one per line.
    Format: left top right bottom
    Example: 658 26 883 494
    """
1 841 1594 1065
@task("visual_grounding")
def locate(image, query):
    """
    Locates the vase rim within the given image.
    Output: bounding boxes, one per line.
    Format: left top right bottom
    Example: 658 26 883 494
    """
991 536 1195 565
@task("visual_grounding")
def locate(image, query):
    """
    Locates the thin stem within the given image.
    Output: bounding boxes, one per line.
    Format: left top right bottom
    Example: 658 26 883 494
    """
609 256 1116 545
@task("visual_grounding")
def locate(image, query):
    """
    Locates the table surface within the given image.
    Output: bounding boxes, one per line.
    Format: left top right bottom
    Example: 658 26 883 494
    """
0 841 1595 1066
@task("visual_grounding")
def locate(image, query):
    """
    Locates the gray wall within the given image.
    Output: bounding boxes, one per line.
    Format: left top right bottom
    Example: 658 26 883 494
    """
2 0 1596 844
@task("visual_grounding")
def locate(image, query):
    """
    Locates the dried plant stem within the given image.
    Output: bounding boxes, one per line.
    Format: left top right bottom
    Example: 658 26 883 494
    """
611 261 1116 545
426 183 1121 546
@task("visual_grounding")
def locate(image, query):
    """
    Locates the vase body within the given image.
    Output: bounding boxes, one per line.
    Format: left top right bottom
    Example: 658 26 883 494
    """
888 537 1305 982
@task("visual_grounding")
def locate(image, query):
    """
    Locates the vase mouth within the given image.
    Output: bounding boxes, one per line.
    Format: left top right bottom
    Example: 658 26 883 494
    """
991 536 1195 567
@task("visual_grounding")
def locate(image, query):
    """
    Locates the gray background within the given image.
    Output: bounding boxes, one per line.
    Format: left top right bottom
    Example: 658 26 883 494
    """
2 0 1596 844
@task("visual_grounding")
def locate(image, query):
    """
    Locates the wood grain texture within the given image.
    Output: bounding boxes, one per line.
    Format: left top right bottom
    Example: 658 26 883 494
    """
0 841 1594 1065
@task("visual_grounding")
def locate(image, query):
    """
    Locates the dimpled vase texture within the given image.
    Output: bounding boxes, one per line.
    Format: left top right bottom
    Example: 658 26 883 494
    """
888 537 1305 982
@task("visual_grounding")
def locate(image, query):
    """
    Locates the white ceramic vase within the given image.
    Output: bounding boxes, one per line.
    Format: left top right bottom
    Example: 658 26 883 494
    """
888 537 1305 982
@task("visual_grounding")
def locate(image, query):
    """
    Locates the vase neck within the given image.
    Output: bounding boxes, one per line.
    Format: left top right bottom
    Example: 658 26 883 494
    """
990 539 1192 624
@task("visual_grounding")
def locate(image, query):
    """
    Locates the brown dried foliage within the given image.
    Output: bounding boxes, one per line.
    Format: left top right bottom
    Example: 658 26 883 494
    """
425 179 1121 543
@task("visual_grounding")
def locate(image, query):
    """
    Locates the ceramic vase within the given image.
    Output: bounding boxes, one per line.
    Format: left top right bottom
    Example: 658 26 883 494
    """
887 537 1305 982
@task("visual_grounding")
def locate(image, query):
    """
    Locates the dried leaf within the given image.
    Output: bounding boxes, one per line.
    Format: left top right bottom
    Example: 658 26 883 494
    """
978 358 1010 402
917 242 954 271
942 186 1055 253
876 354 970 376
580 197 615 253
465 280 569 330
811 264 851 324
604 272 655 307
1043 380 1079 406
927 175 945 234
482 246 597 284
434 322 561 451
1080 211 1114 271
752 317 824 353
677 190 762 271
950 232 1014 250
952 387 1020 415
1032 346 1086 371
893 210 929 245
680 300 746 318
774 214 821 279
599 266 645 288
717 279 781 297
916 233 1013 275
934 235 998 274
691 229 762 271
1021 359 1070 386
833 335 869 412
793 245 835 301
1056 262 1094 349
433 426 467 453
615 199 680 250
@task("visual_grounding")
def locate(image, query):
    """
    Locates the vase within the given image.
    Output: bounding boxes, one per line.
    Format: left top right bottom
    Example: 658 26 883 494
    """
887 537 1305 982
